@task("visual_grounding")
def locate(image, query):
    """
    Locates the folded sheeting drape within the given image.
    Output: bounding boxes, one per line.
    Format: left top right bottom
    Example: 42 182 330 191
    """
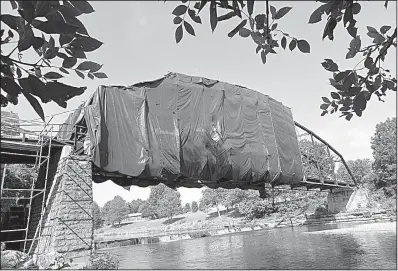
72 72 304 186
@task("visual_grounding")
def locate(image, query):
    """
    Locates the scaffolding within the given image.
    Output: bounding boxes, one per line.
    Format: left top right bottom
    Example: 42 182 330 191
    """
0 115 91 255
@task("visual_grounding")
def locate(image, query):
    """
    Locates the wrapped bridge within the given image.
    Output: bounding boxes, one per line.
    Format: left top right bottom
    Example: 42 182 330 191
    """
56 72 357 191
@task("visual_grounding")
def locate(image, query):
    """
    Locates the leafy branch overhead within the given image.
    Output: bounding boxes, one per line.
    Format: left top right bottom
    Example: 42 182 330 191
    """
166 0 396 120
1 0 107 121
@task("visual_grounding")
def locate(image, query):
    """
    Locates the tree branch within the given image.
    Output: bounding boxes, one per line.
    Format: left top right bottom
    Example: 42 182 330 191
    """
265 0 270 40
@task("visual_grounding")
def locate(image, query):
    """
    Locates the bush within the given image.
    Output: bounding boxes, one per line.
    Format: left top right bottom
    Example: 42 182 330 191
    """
82 253 119 270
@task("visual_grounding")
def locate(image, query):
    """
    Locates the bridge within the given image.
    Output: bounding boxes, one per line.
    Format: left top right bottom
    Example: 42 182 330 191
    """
0 73 357 265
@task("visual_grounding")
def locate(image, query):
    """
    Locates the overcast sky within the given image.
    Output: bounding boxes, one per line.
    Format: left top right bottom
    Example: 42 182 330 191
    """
1 1 396 207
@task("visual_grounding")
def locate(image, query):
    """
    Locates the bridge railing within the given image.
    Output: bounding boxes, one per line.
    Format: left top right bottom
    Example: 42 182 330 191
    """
295 121 357 187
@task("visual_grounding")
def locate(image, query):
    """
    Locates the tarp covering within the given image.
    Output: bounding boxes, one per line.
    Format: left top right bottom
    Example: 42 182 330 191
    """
74 72 304 188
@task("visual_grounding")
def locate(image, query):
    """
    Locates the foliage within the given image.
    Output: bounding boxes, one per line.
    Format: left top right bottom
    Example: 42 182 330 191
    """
191 201 198 213
218 188 247 211
166 1 396 120
299 139 336 181
237 190 272 219
141 184 182 220
370 117 397 193
93 201 102 229
1 1 107 121
0 164 36 229
82 252 119 270
200 188 226 216
184 202 191 213
101 196 129 226
336 158 375 186
128 199 144 214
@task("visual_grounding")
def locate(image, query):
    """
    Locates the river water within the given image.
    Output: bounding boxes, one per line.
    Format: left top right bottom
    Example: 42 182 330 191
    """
104 222 397 269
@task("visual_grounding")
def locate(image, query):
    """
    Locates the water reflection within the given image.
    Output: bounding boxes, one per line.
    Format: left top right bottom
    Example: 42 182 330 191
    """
105 222 396 269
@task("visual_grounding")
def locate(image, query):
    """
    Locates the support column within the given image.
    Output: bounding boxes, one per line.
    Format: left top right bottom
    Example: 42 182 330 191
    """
31 146 93 268
327 188 354 213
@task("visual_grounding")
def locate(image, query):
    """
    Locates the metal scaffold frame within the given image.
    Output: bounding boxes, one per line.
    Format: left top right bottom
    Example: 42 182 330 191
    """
1 114 91 254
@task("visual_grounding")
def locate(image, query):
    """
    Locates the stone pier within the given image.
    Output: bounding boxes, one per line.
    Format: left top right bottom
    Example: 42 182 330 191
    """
28 146 94 268
327 188 369 213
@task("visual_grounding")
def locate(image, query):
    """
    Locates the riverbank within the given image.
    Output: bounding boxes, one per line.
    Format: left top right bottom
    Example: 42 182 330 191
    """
95 209 396 250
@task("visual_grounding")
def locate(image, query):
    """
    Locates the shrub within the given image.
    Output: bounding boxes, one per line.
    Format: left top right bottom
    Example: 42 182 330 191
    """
82 252 119 270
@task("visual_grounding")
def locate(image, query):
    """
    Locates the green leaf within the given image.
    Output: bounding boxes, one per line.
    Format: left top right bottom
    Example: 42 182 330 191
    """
238 28 251 38
173 16 183 24
380 25 391 34
217 11 236 22
345 113 353 121
6 93 18 105
321 110 327 116
70 34 103 52
347 86 361 97
322 97 331 103
184 21 195 36
32 37 44 49
1 94 8 107
59 67 69 74
342 72 356 90
343 4 353 27
321 59 338 72
44 72 63 79
88 73 94 80
93 72 108 79
228 20 247 38
70 0 95 14
247 0 254 16
175 24 183 43
271 23 278 31
59 34 75 46
270 5 276 19
65 47 86 59
289 39 296 51
195 0 207 13
308 4 325 24
210 1 217 32
352 3 361 14
1 77 22 96
366 26 378 34
281 36 286 49
353 92 367 110
261 50 266 64
35 21 79 34
43 47 59 60
297 39 310 53
320 103 329 110
76 61 102 72
188 9 202 24
75 70 85 79
172 5 188 16
0 14 19 31
274 7 292 20
331 92 340 99
22 92 45 121
63 57 77 68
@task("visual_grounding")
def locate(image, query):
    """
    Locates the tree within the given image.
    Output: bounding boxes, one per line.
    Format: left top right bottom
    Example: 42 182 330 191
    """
166 1 397 120
371 117 396 194
101 196 129 226
142 184 182 220
183 203 191 213
157 190 182 220
237 189 272 220
128 199 144 213
220 188 248 212
93 201 102 229
191 201 198 213
1 1 107 121
299 139 336 182
336 158 375 187
200 188 226 216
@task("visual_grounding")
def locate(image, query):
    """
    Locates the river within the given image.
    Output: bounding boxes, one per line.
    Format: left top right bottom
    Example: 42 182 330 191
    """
104 222 397 269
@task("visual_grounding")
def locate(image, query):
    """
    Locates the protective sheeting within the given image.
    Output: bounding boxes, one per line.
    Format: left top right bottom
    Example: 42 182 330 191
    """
77 72 304 187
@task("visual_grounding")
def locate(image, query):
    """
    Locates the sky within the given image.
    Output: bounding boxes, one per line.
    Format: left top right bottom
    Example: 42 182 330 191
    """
1 1 396 207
